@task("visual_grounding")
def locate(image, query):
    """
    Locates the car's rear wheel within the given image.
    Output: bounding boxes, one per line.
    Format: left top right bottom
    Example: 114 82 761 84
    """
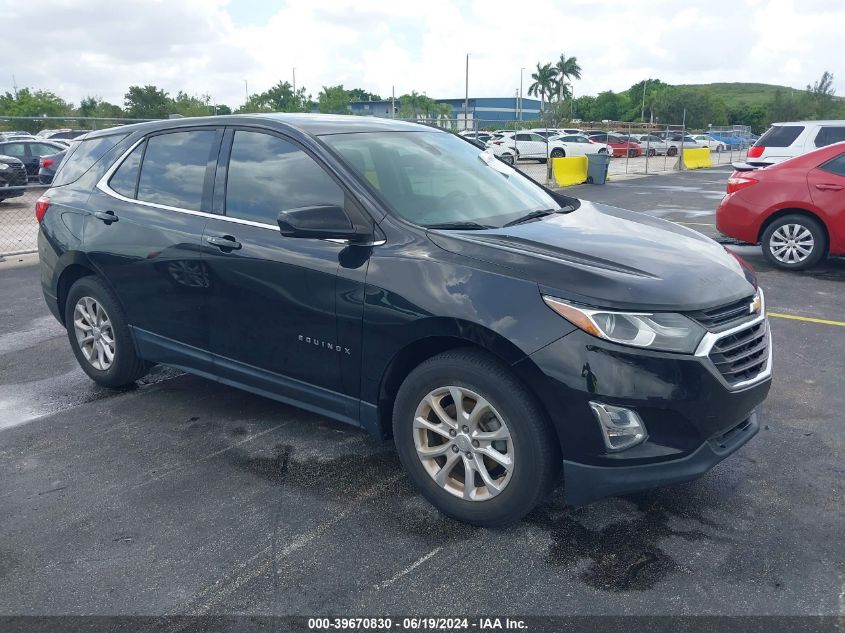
393 349 560 527
647 148 656 157
598 148 608 155
667 146 678 156
499 152 514 165
65 276 150 387
761 214 826 270
550 148 565 158
627 149 637 158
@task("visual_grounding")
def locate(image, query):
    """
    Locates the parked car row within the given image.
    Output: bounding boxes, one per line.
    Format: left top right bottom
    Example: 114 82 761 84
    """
0 139 70 182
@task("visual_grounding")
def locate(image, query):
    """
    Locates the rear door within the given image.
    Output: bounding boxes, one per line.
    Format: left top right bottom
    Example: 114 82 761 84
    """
0 143 32 176
807 151 845 251
87 127 222 370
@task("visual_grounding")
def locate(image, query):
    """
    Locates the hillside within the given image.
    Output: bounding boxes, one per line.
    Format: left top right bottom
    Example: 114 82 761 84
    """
678 82 803 108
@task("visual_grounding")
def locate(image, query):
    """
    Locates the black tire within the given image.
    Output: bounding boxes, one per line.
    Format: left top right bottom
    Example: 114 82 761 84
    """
550 148 565 158
65 276 150 387
393 348 560 527
647 148 656 157
598 148 608 155
667 146 678 156
500 153 514 165
627 149 637 158
760 214 827 270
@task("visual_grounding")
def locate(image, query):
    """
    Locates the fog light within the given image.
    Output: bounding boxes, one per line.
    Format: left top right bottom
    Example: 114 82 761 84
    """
589 402 648 452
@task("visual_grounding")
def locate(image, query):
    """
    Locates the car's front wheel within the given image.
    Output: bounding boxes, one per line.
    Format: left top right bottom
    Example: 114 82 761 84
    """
499 152 514 165
550 148 565 158
65 276 151 387
761 214 827 270
393 349 560 527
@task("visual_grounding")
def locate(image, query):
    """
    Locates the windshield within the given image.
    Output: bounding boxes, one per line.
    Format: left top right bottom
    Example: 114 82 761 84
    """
322 131 564 228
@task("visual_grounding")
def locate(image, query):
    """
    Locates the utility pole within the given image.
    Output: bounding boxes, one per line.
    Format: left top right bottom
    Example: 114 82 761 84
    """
641 79 648 123
391 85 395 119
244 79 248 104
464 53 469 130
12 74 18 98
519 67 525 121
293 67 296 94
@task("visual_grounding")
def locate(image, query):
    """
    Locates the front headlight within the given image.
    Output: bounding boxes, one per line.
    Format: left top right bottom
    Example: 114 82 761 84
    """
543 296 706 353
0 163 9 171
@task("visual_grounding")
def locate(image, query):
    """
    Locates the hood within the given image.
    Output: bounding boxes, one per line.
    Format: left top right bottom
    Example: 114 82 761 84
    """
427 201 756 311
0 155 24 165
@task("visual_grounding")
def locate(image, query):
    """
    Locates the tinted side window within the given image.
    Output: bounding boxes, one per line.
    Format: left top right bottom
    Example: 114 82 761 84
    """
756 125 803 147
52 133 129 186
814 126 845 148
225 130 344 225
108 142 144 198
137 130 217 211
820 152 845 177
31 143 63 157
0 143 26 158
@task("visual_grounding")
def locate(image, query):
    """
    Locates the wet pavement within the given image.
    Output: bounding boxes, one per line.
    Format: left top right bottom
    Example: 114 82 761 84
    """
0 168 843 617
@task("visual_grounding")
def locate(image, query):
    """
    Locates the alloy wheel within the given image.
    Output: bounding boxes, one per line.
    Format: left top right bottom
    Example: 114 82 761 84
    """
413 386 514 501
770 223 815 264
73 296 115 370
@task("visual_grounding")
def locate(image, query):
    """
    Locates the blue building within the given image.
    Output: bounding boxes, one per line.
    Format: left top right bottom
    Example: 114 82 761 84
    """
349 96 542 124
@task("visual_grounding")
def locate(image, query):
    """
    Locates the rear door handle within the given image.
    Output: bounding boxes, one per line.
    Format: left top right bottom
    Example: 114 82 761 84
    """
815 183 843 191
206 235 242 251
93 210 118 224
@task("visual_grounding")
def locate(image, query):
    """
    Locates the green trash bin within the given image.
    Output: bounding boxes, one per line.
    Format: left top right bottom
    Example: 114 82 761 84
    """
587 153 611 185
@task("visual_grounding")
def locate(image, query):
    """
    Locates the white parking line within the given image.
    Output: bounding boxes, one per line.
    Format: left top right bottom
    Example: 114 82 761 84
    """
374 546 444 591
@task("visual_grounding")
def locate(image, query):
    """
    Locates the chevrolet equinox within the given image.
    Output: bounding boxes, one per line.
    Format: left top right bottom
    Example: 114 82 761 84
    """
37 115 772 526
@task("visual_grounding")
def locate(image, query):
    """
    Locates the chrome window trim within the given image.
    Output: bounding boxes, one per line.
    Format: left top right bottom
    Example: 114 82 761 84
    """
96 136 279 231
694 289 771 391
95 135 386 245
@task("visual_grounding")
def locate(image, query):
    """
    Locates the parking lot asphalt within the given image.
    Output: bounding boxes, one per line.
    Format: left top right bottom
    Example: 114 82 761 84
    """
1 166 843 618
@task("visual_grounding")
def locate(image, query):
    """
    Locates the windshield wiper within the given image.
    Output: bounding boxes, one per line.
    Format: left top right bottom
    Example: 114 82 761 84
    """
424 221 494 230
502 208 562 227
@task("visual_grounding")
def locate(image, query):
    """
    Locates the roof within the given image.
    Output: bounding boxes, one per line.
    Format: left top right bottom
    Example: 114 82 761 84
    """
82 113 433 140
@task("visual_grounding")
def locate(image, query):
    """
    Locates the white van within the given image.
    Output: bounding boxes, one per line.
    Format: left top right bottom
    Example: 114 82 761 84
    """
748 120 845 166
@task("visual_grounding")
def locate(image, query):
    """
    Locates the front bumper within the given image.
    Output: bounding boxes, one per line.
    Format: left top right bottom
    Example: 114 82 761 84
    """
563 410 760 505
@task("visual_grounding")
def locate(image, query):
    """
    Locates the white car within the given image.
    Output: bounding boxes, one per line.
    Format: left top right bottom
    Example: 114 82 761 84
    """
548 134 612 156
629 134 673 156
691 134 727 151
483 139 518 165
529 127 585 138
747 120 845 166
489 131 578 161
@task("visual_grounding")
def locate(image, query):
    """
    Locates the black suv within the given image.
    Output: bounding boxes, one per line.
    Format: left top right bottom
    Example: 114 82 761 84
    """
0 154 27 201
37 115 771 526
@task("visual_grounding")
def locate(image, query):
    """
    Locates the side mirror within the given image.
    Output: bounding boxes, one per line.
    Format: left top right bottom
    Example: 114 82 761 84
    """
277 205 370 242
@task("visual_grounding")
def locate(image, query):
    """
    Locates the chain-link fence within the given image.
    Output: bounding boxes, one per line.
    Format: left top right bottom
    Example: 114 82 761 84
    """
0 115 752 255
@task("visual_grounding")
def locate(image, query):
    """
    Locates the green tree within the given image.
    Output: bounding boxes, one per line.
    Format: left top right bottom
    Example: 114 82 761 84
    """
436 102 452 127
237 81 309 113
571 95 596 120
215 104 232 115
76 96 124 123
348 88 382 102
552 54 582 102
398 91 436 118
170 91 215 117
528 62 557 111
767 88 812 124
317 84 351 114
0 88 73 132
807 71 837 118
590 91 631 121
652 86 727 128
623 79 670 122
728 102 769 133
124 85 171 119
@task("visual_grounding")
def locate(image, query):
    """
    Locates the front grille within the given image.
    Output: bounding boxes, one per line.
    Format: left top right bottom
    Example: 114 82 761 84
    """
5 164 27 186
689 296 754 330
708 321 769 385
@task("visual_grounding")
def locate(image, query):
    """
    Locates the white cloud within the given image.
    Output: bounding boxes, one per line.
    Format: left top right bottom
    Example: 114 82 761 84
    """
0 0 841 108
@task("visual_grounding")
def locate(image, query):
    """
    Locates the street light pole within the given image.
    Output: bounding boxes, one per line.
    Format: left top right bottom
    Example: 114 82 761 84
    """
464 53 469 130
641 79 648 123
243 79 248 105
519 67 525 121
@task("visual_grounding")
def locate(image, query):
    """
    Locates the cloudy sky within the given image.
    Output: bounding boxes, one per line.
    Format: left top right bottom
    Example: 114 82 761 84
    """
2 0 842 108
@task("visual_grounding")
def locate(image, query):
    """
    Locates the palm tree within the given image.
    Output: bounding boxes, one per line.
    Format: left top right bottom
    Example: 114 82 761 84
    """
436 102 452 128
528 62 557 111
553 54 582 102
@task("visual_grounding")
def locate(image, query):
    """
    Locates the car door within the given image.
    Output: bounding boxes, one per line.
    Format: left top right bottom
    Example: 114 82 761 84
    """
513 133 544 159
202 127 366 421
807 151 845 246
86 127 222 372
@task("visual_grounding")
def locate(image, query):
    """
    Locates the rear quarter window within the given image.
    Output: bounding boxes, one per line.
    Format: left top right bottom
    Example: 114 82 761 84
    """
814 126 845 148
820 152 845 177
51 133 129 186
756 125 803 148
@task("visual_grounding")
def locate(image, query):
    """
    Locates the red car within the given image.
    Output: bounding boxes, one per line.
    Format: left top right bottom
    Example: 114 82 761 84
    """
586 133 642 158
716 141 845 270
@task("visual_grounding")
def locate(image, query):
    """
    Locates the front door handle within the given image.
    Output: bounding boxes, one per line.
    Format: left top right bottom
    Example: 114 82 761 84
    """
93 210 118 224
206 235 242 251
815 183 843 191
